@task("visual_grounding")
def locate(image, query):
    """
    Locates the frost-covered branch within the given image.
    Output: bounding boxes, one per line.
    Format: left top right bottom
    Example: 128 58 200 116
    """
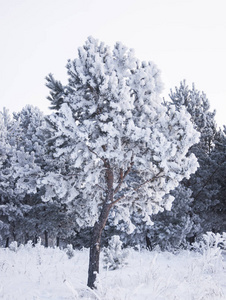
114 160 134 195
88 146 105 163
111 169 164 206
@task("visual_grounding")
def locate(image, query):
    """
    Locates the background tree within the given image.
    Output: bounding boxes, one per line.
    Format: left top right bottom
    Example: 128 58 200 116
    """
207 127 226 233
169 80 216 154
41 37 200 288
11 105 77 246
0 108 12 246
168 81 224 237
0 106 46 245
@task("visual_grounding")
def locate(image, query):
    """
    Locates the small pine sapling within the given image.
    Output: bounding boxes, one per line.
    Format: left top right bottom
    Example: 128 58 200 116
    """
65 244 75 259
103 235 128 270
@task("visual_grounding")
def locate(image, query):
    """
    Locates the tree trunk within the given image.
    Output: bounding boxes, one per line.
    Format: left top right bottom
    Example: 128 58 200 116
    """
25 233 29 245
146 232 152 250
5 237 9 248
33 235 38 246
56 237 60 247
87 202 113 289
44 230 48 248
87 160 114 289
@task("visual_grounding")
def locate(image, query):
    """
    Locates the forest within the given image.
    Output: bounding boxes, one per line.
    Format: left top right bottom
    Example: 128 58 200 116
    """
0 37 225 289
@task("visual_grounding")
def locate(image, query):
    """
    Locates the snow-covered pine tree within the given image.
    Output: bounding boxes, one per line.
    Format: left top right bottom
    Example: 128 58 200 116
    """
0 106 48 245
0 108 12 246
169 80 217 154
169 81 221 236
103 235 128 270
10 105 76 246
208 127 226 233
42 37 199 288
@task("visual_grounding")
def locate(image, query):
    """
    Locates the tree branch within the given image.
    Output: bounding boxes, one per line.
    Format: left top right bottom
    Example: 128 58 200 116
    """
88 146 105 163
96 184 106 191
111 169 164 206
114 161 134 195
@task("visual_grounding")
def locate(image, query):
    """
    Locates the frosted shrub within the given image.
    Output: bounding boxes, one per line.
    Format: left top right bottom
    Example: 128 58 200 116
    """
103 235 129 270
9 241 18 252
192 232 226 254
25 240 34 249
192 232 226 274
65 244 74 259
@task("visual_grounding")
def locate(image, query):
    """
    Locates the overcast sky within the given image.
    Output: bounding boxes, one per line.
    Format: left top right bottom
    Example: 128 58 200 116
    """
1 0 225 127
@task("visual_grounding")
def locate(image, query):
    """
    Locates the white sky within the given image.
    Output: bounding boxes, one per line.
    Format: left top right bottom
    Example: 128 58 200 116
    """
0 0 225 127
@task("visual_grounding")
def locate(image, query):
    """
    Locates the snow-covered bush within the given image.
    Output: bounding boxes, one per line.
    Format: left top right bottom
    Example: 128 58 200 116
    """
191 232 226 274
103 235 129 270
192 231 226 254
169 81 226 238
9 241 18 252
65 244 75 259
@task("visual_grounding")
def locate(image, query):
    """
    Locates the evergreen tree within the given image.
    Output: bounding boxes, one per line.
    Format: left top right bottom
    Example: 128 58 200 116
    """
7 105 76 246
0 108 12 246
0 106 45 245
169 81 222 236
207 127 226 233
169 80 216 154
41 37 199 288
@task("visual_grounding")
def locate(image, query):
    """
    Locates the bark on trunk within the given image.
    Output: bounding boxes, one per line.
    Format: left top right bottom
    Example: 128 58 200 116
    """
87 160 114 289
56 237 60 247
87 202 113 289
25 233 29 245
33 235 38 246
44 230 48 248
5 237 9 248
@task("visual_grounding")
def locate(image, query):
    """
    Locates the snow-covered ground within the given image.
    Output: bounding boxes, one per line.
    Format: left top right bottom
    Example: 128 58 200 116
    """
0 242 226 300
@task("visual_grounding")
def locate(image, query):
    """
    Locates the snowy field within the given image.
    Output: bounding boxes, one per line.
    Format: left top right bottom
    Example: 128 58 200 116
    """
0 242 226 300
